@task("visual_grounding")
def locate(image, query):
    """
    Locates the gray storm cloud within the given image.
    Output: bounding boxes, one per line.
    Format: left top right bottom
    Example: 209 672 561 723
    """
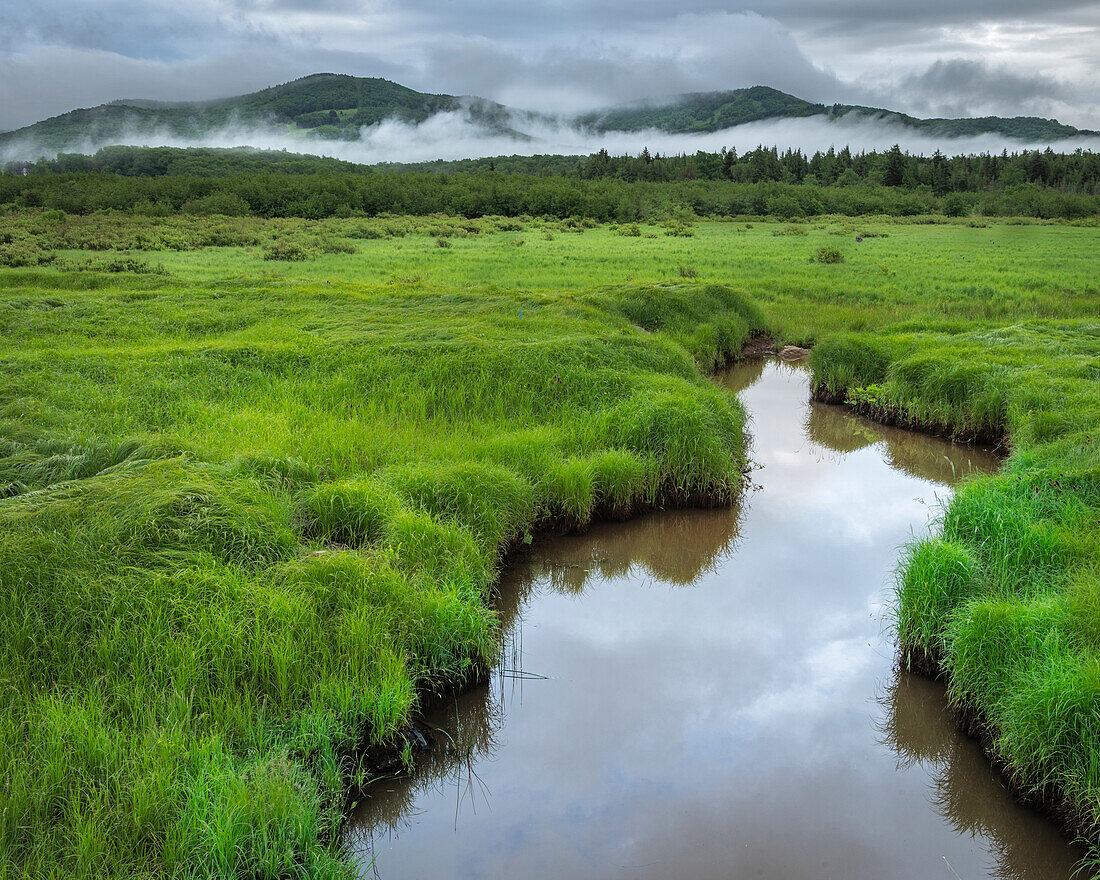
1 0 1098 134
422 13 853 113
896 59 1080 118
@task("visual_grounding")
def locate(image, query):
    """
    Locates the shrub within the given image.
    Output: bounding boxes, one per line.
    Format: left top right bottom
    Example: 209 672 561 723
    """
262 239 313 261
181 193 252 216
98 257 166 274
765 194 802 220
942 193 970 218
316 238 357 255
348 225 385 239
0 244 54 267
813 246 845 264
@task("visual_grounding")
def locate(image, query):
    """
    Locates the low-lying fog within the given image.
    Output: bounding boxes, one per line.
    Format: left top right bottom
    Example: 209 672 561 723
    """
5 108 1100 166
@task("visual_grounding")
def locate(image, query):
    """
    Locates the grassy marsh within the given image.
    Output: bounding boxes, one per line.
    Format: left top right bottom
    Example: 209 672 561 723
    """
2 207 1099 876
0 227 764 877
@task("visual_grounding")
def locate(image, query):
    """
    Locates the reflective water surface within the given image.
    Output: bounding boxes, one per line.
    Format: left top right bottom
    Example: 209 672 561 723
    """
347 360 1081 880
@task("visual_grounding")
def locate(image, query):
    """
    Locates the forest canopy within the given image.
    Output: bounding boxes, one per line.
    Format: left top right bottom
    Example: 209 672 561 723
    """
3 144 1098 220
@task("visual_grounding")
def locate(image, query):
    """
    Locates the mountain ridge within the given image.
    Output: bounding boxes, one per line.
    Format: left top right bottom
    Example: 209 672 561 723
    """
1 73 1095 156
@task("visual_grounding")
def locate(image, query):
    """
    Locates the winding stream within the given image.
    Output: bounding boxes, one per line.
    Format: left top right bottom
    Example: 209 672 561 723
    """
346 359 1082 879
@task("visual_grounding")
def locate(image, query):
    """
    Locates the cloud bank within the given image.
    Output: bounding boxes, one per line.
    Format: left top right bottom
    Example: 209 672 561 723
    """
2 0 1099 135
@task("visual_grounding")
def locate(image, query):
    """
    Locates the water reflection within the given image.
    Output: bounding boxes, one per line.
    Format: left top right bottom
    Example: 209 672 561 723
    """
350 506 747 863
528 506 743 592
718 356 766 394
353 683 503 859
806 402 1002 485
346 361 1079 880
879 673 1081 880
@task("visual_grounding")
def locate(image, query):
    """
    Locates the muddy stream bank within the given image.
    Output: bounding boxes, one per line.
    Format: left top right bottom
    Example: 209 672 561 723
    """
345 359 1081 879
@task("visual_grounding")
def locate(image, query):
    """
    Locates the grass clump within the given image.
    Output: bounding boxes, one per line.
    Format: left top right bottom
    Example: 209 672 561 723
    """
897 539 980 661
380 461 535 551
583 282 767 373
590 449 651 515
598 380 747 501
262 238 313 261
301 478 402 546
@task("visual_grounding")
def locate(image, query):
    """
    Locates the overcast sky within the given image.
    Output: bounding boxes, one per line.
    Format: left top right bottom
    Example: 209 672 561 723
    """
1 0 1098 132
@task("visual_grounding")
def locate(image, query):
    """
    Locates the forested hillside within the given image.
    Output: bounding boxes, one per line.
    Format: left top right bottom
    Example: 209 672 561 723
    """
2 73 1094 158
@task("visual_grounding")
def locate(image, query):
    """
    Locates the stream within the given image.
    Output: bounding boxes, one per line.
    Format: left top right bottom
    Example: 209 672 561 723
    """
346 359 1082 879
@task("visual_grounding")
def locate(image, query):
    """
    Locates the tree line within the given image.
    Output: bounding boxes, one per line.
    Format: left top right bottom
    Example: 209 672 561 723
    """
2 145 1098 220
578 145 1100 194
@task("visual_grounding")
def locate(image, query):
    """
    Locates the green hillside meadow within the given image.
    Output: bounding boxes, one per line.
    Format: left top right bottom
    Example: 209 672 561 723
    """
1 206 1098 877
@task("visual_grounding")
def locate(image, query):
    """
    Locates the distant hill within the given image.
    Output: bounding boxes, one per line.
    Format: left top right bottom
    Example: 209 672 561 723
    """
0 74 529 154
824 104 1092 141
577 86 1095 141
1 73 1094 158
575 86 824 133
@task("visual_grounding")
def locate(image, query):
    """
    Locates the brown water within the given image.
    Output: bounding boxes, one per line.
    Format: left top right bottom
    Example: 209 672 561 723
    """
346 360 1082 879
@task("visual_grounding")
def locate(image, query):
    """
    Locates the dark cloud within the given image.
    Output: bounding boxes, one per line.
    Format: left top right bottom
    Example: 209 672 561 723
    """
336 0 1100 40
422 13 855 113
0 1 253 60
898 59 1077 119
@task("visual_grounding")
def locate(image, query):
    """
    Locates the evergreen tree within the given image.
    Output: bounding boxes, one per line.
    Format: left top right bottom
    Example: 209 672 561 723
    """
883 144 906 187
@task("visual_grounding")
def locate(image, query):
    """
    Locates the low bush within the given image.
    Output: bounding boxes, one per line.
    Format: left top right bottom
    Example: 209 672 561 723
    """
813 246 845 264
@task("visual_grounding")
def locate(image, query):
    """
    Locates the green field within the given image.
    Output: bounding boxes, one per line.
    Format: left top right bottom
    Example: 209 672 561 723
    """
1 210 1099 877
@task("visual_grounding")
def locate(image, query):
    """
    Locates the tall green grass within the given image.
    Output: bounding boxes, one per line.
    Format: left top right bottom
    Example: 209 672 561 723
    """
0 258 765 877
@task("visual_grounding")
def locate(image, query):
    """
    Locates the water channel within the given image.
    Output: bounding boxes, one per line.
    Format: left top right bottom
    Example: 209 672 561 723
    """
346 359 1082 879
